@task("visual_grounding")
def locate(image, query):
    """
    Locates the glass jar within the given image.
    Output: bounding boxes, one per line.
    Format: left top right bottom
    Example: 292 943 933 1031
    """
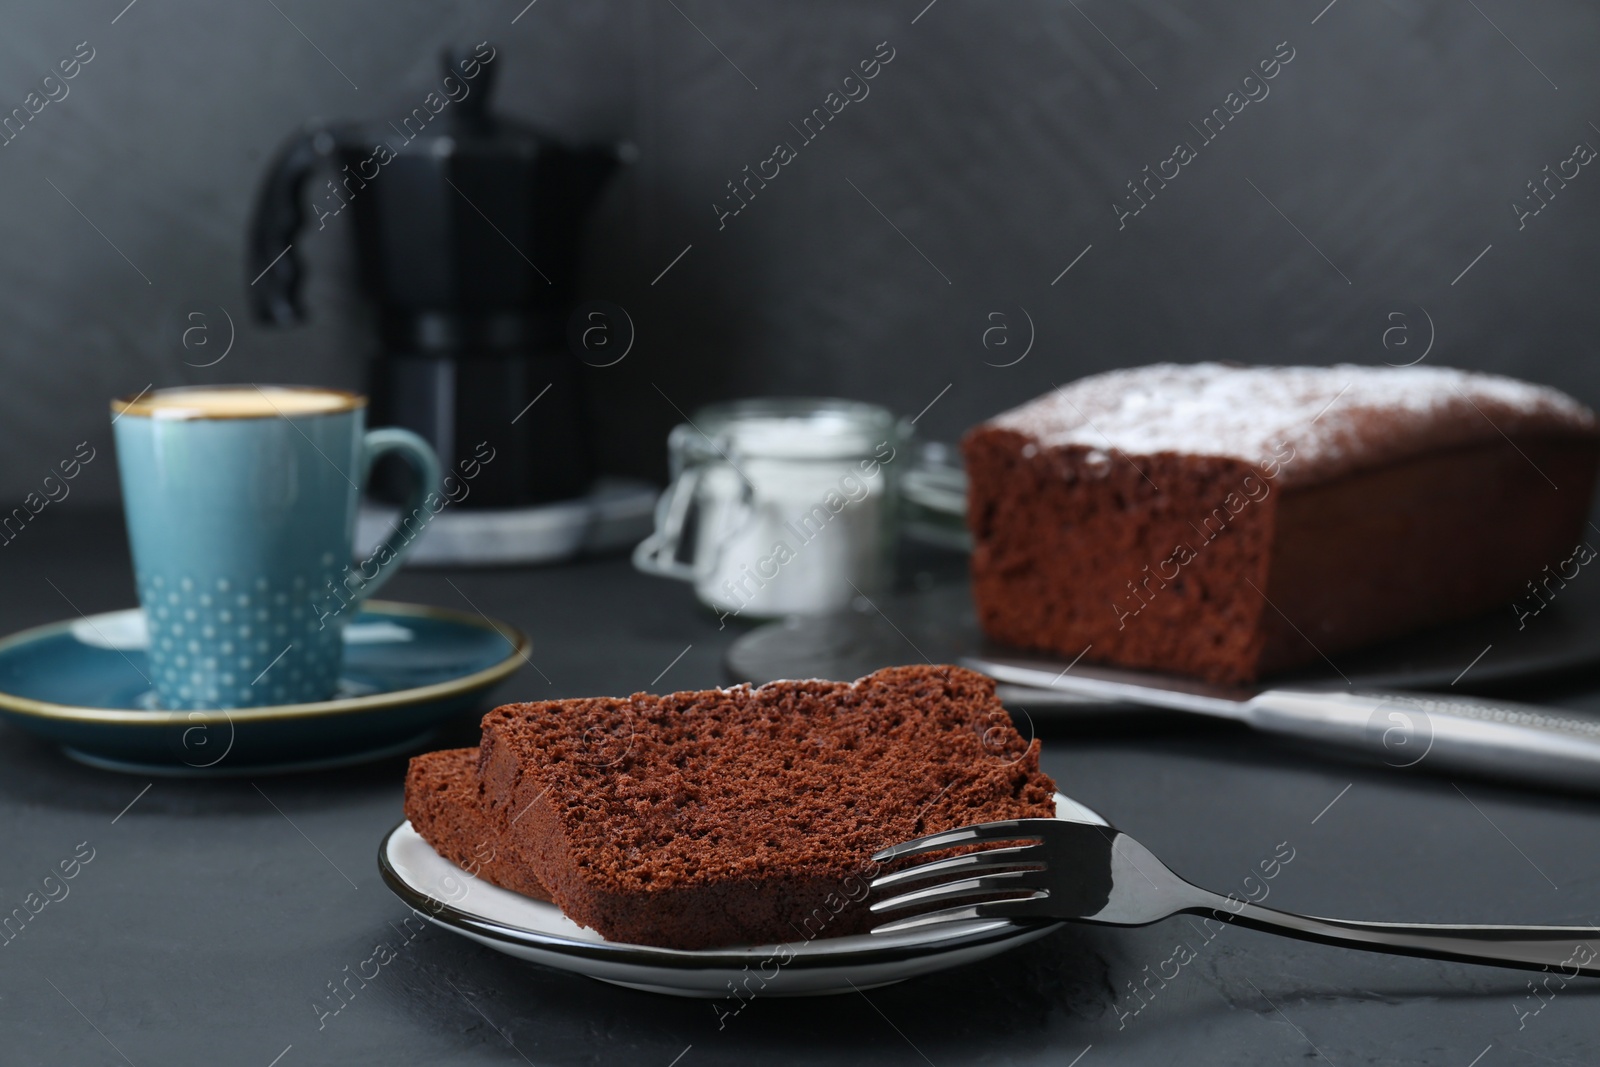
633 398 910 620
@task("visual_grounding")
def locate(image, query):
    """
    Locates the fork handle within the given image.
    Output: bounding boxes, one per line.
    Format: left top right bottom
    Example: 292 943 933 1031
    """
1190 892 1600 977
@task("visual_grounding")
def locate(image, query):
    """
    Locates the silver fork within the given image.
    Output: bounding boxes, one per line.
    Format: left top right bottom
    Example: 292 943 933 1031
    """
870 819 1600 977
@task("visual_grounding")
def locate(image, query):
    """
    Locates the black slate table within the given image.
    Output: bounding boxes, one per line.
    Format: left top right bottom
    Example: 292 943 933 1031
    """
4 512 1599 1065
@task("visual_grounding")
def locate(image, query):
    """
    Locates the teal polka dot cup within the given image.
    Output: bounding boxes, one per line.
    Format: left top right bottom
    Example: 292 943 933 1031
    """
111 386 440 710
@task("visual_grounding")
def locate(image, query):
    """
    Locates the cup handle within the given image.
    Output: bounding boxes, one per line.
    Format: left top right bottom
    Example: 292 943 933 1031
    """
348 427 442 605
631 466 704 581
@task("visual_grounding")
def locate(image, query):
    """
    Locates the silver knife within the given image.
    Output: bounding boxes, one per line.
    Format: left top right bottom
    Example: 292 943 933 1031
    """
965 653 1600 792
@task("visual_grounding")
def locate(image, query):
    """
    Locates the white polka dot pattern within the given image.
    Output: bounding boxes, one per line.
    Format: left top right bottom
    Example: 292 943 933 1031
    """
141 571 342 709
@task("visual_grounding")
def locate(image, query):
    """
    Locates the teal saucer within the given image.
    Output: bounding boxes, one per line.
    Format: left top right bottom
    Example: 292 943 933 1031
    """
0 600 528 776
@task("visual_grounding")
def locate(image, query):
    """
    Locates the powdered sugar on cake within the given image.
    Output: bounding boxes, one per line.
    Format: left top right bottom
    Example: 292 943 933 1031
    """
989 364 1596 486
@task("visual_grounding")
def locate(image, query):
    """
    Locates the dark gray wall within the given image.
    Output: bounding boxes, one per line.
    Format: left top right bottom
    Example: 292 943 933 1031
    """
4 0 1599 502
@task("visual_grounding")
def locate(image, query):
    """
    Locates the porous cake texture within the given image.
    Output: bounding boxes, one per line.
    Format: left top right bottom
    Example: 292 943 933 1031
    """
963 363 1600 683
418 665 1058 949
404 747 552 903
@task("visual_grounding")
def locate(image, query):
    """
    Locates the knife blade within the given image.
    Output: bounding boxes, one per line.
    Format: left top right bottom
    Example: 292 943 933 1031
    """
966 653 1600 793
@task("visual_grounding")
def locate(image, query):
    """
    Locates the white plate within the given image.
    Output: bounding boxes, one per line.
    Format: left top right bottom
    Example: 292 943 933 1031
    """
377 793 1104 997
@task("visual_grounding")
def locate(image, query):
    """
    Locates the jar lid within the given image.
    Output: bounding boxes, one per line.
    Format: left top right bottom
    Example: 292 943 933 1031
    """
671 398 905 463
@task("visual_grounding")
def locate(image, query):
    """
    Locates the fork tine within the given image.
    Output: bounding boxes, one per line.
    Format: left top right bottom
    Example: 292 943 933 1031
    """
870 893 1050 936
870 844 1046 890
871 819 1047 863
871 903 989 935
871 870 1046 914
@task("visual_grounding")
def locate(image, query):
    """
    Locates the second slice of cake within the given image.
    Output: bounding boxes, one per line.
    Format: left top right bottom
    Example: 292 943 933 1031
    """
475 665 1056 950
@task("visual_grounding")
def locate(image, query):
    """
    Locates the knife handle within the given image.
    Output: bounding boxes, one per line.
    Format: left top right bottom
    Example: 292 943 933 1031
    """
1247 688 1600 792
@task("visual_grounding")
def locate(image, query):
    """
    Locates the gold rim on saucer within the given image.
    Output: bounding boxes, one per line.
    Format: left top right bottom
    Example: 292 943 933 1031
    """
0 599 529 726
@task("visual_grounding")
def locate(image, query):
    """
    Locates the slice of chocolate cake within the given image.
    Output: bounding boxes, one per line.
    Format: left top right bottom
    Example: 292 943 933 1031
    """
404 747 551 903
963 363 1600 683
473 665 1056 949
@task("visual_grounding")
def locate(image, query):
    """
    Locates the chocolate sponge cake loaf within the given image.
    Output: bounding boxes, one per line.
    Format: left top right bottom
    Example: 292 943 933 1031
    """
468 665 1056 949
963 364 1600 684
